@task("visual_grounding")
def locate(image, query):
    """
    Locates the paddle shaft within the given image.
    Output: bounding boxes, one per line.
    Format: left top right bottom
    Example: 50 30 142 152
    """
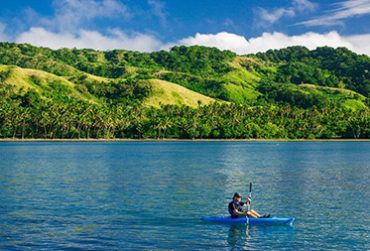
248 182 252 211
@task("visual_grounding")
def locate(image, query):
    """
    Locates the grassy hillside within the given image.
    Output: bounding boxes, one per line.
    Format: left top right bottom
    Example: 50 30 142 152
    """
144 79 217 107
299 84 367 110
0 64 218 107
0 43 369 139
0 42 369 109
0 65 99 103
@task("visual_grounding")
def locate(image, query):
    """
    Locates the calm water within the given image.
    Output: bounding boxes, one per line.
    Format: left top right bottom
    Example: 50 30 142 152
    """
0 142 369 250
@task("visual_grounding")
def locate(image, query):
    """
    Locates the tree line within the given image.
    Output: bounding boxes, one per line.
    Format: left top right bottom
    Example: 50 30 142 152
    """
1 85 368 139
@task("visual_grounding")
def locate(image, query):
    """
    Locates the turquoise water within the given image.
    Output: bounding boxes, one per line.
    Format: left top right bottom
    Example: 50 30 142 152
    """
0 142 369 250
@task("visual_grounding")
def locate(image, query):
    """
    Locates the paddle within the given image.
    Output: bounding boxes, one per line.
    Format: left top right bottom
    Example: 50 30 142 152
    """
247 182 252 211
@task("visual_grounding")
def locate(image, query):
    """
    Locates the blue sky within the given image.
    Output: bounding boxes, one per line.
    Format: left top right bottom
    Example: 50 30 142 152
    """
0 0 370 54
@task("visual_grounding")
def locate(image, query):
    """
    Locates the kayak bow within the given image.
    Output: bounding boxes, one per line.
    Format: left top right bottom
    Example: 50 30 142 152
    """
202 216 295 226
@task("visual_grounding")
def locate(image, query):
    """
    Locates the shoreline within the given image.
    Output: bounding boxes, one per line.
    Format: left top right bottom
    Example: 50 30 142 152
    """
0 138 369 142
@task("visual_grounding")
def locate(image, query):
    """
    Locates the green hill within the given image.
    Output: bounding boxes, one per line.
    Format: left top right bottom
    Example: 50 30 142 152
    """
0 42 369 139
0 64 217 107
0 65 99 103
144 79 217 107
0 43 368 109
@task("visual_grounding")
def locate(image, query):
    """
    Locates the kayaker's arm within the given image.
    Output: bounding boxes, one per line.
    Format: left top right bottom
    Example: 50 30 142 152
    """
235 210 246 215
231 203 248 215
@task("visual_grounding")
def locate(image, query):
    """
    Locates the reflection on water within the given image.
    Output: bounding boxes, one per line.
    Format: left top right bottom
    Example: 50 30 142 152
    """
227 224 249 249
0 142 369 250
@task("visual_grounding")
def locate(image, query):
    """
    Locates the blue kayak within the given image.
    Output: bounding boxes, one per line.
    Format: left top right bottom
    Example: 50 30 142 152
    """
202 216 295 226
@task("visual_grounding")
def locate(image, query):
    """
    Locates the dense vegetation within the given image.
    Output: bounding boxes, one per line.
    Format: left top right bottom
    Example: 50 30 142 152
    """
0 43 369 139
256 46 370 97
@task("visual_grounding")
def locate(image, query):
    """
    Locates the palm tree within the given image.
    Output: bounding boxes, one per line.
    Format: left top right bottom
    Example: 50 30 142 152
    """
155 117 173 139
20 107 31 139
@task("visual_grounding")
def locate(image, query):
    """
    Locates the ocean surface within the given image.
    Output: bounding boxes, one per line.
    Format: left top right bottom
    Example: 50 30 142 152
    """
0 141 369 250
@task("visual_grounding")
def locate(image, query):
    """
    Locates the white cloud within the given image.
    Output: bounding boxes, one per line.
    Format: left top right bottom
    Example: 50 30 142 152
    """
246 31 354 53
299 0 370 26
8 0 160 52
2 0 370 56
38 0 130 32
9 0 159 51
16 27 161 52
170 31 370 56
259 7 296 25
293 0 317 12
2 0 370 57
164 32 250 54
4 0 366 57
257 0 317 26
345 33 370 55
5 22 370 56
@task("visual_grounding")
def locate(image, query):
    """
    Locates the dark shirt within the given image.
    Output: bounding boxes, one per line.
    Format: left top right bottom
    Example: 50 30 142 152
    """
228 201 246 218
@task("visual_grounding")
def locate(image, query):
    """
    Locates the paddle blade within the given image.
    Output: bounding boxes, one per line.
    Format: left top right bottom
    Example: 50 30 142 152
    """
249 182 252 193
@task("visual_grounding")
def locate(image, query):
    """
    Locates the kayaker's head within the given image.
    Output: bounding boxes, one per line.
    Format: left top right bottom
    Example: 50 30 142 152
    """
233 192 242 202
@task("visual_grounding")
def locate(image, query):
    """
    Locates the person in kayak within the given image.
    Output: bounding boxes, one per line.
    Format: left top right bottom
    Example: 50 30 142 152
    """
228 192 270 218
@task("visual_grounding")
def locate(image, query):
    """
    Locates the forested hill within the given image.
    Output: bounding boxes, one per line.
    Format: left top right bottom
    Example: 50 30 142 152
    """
0 42 369 139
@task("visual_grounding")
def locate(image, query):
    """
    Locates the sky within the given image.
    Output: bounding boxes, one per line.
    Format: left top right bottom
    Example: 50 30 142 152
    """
0 0 370 55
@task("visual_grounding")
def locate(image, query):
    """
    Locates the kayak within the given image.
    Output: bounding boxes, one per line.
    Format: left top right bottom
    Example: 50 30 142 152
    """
202 216 295 226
